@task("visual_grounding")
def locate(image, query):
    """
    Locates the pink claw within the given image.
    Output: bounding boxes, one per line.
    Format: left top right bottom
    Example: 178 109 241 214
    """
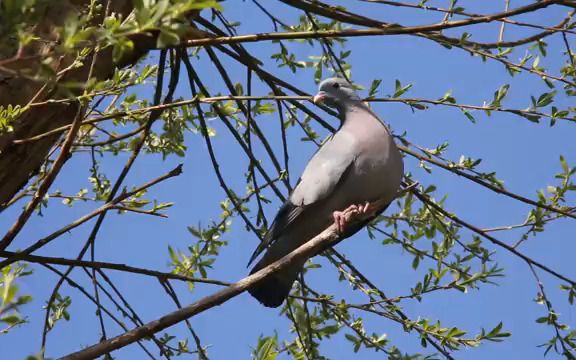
332 202 373 233
333 210 346 234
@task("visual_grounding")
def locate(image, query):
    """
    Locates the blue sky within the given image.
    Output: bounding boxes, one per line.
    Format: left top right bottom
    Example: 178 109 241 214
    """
1 1 575 359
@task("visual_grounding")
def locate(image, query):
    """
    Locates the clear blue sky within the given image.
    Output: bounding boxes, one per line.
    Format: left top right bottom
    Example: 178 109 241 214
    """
2 1 575 359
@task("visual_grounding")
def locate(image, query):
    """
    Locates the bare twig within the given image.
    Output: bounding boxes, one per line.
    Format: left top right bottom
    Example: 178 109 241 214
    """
0 165 183 269
0 250 229 286
182 1 561 48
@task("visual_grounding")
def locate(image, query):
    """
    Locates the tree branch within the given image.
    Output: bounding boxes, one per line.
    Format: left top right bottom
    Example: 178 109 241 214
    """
59 187 410 360
182 0 561 48
0 164 183 269
0 105 85 252
15 93 573 146
411 187 576 287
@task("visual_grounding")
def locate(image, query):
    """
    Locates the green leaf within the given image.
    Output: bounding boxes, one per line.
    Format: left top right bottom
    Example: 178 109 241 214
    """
234 82 244 96
254 103 276 115
367 79 382 98
157 29 181 48
112 38 134 63
537 39 548 56
560 155 569 174
168 246 178 263
438 90 456 104
520 113 540 123
490 84 510 107
532 56 540 69
461 108 476 123
393 79 413 98
252 335 278 360
536 316 548 324
535 91 556 108
0 314 22 325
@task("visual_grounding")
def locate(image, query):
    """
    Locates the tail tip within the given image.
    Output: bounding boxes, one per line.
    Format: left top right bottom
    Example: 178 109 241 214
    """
247 273 292 308
249 287 286 308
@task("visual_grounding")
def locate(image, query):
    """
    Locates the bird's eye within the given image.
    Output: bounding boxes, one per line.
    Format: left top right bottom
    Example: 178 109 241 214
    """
332 83 340 89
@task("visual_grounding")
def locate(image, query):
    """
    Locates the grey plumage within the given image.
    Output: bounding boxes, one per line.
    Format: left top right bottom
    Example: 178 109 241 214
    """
248 78 404 308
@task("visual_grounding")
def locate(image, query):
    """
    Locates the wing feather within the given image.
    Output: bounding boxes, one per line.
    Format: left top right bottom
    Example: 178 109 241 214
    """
247 132 357 266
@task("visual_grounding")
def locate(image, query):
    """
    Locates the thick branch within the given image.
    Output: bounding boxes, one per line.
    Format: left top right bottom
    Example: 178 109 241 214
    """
283 0 572 49
0 106 84 251
183 0 560 47
59 190 403 359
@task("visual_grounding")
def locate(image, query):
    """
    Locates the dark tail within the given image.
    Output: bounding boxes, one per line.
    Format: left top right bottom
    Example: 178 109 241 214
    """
248 258 302 308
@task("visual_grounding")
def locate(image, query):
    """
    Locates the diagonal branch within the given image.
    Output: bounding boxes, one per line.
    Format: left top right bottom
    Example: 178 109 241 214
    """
411 186 576 287
183 0 562 48
283 0 572 49
0 105 84 252
59 186 412 360
0 164 183 269
0 250 229 287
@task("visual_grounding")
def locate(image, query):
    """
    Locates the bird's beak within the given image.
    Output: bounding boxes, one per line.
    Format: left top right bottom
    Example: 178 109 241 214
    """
313 92 326 105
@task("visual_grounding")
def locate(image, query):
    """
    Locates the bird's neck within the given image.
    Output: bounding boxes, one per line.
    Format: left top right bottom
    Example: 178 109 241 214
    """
338 101 390 135
338 100 370 122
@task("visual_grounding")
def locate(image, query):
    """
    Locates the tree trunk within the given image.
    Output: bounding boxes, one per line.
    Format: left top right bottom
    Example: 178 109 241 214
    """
0 1 201 207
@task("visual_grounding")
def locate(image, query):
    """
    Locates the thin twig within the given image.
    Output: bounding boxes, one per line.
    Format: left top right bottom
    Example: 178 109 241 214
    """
0 250 229 286
0 165 183 269
411 187 576 287
182 0 561 48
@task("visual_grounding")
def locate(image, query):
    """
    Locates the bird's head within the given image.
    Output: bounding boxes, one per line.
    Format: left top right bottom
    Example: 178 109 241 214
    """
313 78 361 109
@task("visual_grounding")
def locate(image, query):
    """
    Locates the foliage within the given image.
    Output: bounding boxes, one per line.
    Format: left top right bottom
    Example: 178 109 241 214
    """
0 0 575 359
0 263 32 334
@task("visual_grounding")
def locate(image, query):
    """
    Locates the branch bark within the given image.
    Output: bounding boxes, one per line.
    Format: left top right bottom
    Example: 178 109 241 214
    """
183 0 561 47
0 2 204 208
0 251 230 286
59 189 407 360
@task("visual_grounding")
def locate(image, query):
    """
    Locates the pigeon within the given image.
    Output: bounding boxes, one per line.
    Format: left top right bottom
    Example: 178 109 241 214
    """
247 77 404 308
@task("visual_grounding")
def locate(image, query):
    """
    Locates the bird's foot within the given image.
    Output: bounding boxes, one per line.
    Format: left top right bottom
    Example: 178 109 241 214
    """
332 202 372 234
332 210 347 234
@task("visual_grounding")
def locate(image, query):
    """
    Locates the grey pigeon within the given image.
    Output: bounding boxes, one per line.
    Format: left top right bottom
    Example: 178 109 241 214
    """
248 78 404 307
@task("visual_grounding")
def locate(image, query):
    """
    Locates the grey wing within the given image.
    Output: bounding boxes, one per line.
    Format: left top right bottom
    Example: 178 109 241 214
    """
247 133 357 266
246 201 304 266
290 132 357 206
